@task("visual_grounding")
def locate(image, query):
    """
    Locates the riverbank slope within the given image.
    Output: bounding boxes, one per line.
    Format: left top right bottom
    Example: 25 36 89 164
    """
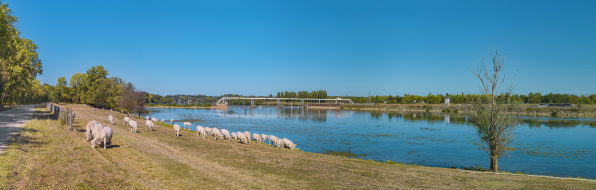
1 103 594 189
343 104 596 118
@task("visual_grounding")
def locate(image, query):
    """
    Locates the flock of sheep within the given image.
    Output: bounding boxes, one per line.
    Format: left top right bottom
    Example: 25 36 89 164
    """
86 108 298 150
194 125 297 149
85 115 114 149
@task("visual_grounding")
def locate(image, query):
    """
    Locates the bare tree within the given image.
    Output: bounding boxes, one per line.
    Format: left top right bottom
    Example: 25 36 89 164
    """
468 48 524 172
118 82 136 116
134 90 146 117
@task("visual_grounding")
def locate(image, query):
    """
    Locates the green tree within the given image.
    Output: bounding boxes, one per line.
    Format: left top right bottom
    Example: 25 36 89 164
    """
0 2 42 106
56 77 70 102
468 49 522 172
69 72 86 103
83 65 108 104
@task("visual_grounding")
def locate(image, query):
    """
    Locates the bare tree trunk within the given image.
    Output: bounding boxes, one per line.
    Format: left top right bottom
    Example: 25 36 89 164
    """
491 155 498 172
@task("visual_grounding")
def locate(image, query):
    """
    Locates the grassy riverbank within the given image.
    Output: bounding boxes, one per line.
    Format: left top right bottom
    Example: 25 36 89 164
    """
1 103 595 189
343 104 596 118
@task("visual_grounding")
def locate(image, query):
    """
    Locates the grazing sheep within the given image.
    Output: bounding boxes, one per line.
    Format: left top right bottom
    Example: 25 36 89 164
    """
237 132 248 144
205 127 212 134
231 132 238 140
269 135 278 146
211 128 222 140
85 120 98 141
91 123 105 142
282 138 296 149
129 120 138 133
151 118 158 124
173 124 181 136
123 116 130 126
145 120 154 131
244 131 251 143
221 129 231 141
183 122 192 129
196 126 206 138
170 119 174 124
161 119 164 122
252 133 261 143
275 138 284 148
261 134 269 144
91 127 113 149
108 115 114 125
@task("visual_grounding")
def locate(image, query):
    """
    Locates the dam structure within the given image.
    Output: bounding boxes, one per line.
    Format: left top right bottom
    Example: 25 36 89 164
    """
216 97 354 108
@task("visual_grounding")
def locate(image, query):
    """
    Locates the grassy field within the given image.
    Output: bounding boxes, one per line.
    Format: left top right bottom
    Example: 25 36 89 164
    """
1 103 595 189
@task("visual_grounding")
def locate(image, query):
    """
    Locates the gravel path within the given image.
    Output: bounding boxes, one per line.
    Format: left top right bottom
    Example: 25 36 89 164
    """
0 105 36 154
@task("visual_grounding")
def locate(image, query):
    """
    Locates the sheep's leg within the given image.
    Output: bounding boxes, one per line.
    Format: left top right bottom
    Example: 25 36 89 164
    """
104 138 107 149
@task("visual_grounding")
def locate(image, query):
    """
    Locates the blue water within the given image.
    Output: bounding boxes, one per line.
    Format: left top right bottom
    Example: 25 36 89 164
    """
147 107 596 178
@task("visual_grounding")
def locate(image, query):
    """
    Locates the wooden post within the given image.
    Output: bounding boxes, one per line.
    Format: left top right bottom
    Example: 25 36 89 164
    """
69 110 74 132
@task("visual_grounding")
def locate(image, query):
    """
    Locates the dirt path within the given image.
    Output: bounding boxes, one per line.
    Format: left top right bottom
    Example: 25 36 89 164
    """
0 105 35 155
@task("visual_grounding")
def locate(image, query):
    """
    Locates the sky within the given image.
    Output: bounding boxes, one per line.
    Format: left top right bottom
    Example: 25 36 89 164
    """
7 0 596 97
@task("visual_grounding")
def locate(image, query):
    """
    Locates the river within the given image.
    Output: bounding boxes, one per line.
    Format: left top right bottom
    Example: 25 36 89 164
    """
147 106 596 178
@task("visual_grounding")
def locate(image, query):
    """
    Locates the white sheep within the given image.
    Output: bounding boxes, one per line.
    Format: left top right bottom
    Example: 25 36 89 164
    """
221 129 231 141
145 116 149 120
231 132 238 140
151 118 158 124
261 134 269 144
275 138 284 148
183 122 192 129
205 127 212 134
269 135 278 146
237 132 248 144
85 120 98 141
244 131 251 143
170 119 174 124
93 108 95 112
123 116 130 126
108 115 114 125
91 123 105 142
91 127 113 149
196 125 206 138
212 128 222 140
282 138 296 149
174 124 181 136
161 119 164 122
129 120 138 133
252 133 261 143
146 120 154 131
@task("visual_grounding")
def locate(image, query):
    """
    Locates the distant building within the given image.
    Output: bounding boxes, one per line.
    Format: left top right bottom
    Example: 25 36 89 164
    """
445 97 453 105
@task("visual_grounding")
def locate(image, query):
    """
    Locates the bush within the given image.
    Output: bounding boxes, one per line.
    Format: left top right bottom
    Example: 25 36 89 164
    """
551 111 558 117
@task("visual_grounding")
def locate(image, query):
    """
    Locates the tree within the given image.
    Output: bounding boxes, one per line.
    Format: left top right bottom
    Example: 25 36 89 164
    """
0 2 42 106
69 72 85 103
468 48 523 172
56 77 70 102
118 82 145 116
83 65 108 104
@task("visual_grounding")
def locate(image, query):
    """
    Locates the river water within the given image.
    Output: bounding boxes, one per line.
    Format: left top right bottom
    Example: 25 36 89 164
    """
147 106 596 178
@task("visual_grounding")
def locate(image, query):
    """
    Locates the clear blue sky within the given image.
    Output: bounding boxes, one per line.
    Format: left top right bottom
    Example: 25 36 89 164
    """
8 0 596 97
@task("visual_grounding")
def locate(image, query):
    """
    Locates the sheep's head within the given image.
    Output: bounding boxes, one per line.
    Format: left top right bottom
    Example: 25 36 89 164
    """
90 140 97 148
289 143 296 150
86 133 91 141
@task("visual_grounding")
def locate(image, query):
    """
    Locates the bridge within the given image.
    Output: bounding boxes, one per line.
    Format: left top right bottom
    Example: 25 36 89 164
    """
216 97 354 108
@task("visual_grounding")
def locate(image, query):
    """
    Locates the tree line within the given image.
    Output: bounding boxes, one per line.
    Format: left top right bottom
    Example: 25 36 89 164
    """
350 92 596 105
0 2 44 106
277 90 328 99
45 65 147 116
